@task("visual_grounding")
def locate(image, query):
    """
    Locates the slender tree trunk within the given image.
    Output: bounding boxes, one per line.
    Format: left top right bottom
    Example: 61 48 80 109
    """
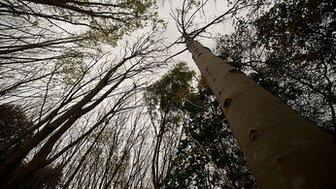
0 58 131 182
185 36 336 189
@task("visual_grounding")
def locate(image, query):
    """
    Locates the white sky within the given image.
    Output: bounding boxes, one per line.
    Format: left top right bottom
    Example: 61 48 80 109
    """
54 1 238 86
157 0 235 72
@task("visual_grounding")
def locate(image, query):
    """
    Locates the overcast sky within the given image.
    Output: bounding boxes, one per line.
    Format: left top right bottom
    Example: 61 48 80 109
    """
157 0 235 72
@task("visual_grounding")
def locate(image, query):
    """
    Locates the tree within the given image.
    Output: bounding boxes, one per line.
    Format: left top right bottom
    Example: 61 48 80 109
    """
0 104 33 165
0 104 63 188
144 62 194 189
170 1 336 188
0 0 166 187
61 109 153 189
0 34 165 187
0 0 160 98
217 0 336 139
164 77 255 188
145 63 255 188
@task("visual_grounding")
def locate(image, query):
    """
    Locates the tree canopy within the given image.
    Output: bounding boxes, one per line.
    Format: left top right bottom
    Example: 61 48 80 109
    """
1 0 335 188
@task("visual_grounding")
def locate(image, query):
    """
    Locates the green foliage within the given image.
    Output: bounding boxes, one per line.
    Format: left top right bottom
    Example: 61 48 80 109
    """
82 29 125 47
145 64 255 188
0 104 63 188
0 104 32 165
164 82 255 188
19 165 63 189
57 49 86 84
144 62 195 113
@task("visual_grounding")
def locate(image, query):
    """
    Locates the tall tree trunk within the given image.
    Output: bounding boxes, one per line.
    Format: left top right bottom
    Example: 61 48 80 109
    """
185 37 336 189
0 57 131 182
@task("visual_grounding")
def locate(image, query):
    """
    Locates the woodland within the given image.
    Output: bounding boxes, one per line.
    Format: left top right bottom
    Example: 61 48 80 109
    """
0 0 335 188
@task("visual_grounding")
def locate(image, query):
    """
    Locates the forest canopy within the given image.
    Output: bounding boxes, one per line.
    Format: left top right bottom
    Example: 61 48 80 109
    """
0 0 335 188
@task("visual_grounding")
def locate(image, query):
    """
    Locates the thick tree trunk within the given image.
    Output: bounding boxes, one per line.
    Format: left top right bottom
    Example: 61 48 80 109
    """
185 37 336 189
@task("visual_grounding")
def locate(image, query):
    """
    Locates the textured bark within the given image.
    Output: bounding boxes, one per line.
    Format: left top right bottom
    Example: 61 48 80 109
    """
186 38 336 189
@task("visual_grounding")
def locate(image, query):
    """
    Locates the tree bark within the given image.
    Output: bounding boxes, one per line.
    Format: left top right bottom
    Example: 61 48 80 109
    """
185 37 336 189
